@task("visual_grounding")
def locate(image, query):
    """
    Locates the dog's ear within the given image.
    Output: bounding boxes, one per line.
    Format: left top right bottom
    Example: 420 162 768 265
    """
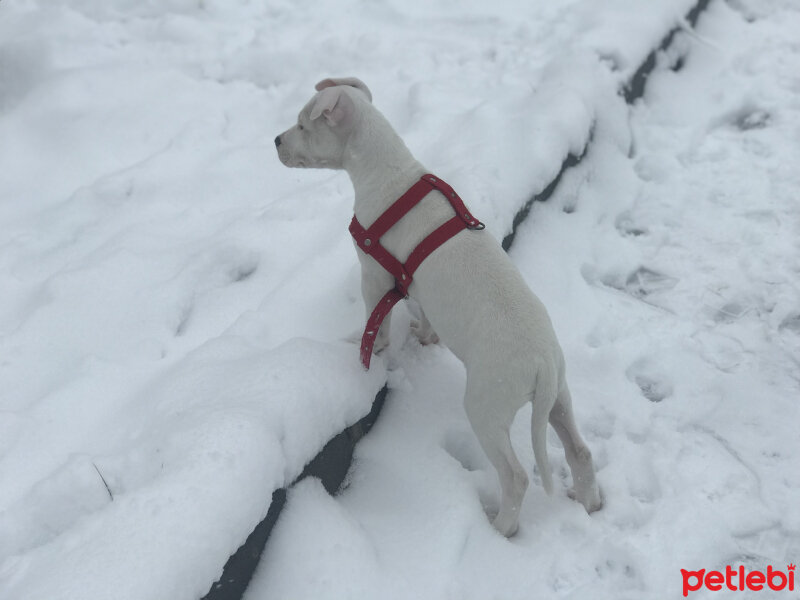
309 86 354 127
315 77 372 103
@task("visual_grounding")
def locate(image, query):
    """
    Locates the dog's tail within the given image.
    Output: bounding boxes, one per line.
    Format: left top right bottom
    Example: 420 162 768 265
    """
531 381 555 496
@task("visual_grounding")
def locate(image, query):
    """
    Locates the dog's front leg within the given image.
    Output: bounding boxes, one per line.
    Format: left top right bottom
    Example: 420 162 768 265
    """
359 259 394 354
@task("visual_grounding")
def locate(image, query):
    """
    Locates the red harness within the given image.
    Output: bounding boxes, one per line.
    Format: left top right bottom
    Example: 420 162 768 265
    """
349 174 484 368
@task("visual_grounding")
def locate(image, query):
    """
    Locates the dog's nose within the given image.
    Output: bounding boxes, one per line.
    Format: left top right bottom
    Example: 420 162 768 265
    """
274 135 282 148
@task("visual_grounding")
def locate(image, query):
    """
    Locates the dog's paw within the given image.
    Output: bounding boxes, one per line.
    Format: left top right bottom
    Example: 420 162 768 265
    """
491 513 520 538
409 320 440 345
568 484 603 514
372 326 391 354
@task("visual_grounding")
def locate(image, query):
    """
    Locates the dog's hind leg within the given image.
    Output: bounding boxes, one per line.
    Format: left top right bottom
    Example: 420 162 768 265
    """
464 377 528 537
408 303 439 345
548 383 602 513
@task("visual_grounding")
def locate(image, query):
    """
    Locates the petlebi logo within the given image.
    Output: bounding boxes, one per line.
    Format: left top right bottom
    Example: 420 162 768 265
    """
681 563 795 597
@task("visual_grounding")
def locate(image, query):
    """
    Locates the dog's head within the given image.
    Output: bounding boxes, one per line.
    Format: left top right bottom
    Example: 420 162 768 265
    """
275 77 372 169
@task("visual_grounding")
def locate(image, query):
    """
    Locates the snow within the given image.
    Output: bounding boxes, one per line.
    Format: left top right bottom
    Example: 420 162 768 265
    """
1 0 798 599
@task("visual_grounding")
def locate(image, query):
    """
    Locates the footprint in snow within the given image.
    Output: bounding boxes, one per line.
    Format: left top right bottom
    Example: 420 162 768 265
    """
625 358 674 403
708 300 753 324
588 265 679 300
711 103 772 132
779 312 800 334
615 211 649 237
623 267 678 299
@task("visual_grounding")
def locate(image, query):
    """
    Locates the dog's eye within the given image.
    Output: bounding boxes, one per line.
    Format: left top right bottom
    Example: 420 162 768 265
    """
298 124 304 131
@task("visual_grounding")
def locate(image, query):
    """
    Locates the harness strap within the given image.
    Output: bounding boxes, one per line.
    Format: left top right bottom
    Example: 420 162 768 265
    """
364 178 432 239
359 289 405 369
421 174 483 230
350 174 484 369
349 217 411 288
404 216 467 277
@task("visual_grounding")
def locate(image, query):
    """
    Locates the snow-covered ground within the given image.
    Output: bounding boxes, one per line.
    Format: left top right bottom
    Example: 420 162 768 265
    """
1 0 798 599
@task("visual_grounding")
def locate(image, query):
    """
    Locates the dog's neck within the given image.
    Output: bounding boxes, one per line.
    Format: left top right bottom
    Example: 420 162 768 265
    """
343 109 426 227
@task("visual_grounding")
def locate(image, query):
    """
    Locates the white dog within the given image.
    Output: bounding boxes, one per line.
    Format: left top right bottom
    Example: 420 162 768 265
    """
276 77 601 536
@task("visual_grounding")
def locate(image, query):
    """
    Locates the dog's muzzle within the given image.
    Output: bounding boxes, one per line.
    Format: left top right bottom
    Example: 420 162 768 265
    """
274 135 282 148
